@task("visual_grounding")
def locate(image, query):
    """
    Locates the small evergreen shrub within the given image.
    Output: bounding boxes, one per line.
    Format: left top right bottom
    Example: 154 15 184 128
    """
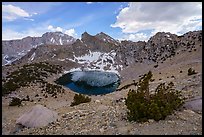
125 71 184 122
35 94 39 97
150 79 155 82
70 94 91 106
9 97 22 106
154 64 158 68
188 68 197 76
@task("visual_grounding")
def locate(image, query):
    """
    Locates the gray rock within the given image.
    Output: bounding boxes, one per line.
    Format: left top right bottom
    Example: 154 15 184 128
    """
16 104 58 128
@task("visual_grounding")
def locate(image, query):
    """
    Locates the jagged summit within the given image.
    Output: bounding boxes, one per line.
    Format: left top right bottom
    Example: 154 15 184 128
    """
81 31 93 39
95 32 118 44
96 32 108 36
42 31 66 37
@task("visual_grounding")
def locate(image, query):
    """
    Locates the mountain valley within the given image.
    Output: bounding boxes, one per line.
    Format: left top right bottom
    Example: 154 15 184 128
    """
2 30 202 135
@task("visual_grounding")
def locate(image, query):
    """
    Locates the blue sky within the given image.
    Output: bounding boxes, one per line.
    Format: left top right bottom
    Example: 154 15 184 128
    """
2 2 202 41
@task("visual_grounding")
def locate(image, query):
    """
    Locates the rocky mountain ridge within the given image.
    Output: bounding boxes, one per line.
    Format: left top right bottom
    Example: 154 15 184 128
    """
2 32 76 66
2 30 202 76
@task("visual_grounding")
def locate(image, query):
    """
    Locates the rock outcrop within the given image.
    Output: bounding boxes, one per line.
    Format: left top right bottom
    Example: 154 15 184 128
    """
16 104 58 128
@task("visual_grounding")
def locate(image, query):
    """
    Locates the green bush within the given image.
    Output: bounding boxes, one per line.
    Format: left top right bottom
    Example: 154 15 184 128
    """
125 71 184 122
9 97 22 106
70 94 91 106
188 68 197 76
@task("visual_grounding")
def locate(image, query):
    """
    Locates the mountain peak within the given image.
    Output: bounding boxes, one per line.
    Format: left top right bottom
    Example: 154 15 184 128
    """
82 31 91 36
95 32 110 37
98 32 106 35
42 31 66 37
81 31 93 40
95 32 118 45
2 31 77 65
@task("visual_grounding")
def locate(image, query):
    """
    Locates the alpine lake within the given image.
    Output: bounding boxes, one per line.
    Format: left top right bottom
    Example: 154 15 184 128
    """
55 70 121 95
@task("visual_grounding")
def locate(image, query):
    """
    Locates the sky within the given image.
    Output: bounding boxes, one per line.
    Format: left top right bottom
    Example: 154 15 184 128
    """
2 2 202 42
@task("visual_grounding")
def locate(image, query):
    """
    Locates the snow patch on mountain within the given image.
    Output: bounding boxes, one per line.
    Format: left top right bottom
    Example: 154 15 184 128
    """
67 50 123 74
3 54 19 66
59 38 63 45
51 38 55 43
58 58 65 61
29 52 36 61
52 54 56 58
17 50 27 56
3 54 9 60
69 51 102 64
166 34 170 37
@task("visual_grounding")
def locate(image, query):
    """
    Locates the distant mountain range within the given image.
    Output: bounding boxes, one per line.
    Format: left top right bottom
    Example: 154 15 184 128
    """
2 32 76 65
2 30 202 75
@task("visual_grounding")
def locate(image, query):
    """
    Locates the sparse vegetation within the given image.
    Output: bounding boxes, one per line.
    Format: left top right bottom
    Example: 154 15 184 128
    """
125 71 184 122
70 94 91 107
9 97 22 106
40 81 65 95
188 68 197 76
2 62 63 96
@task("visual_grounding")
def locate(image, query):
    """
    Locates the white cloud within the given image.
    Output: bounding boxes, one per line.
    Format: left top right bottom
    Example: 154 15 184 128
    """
119 33 149 42
2 29 26 40
2 28 45 40
47 25 63 32
2 4 33 21
86 2 103 5
3 23 50 40
128 33 149 42
24 18 34 21
2 24 78 40
86 2 93 4
65 29 77 37
111 2 202 38
48 25 78 37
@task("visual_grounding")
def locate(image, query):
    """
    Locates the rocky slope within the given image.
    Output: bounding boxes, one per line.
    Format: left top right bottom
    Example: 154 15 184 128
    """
115 30 202 67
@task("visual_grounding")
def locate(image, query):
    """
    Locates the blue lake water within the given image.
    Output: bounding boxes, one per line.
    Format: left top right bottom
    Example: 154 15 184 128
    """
55 70 120 95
